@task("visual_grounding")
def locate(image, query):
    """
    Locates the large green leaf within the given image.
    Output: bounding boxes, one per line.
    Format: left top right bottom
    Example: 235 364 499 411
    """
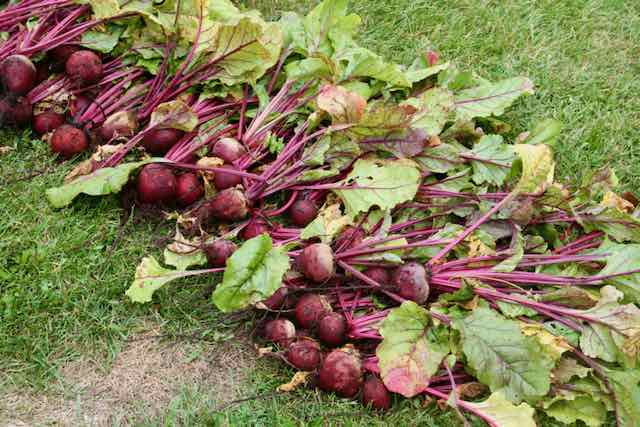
465 134 516 186
125 256 198 303
334 159 421 220
81 25 124 53
336 47 411 87
461 391 537 427
46 159 157 208
402 87 455 136
602 366 640 427
543 393 607 427
455 77 534 121
592 240 640 304
212 235 290 313
377 302 449 397
452 305 555 403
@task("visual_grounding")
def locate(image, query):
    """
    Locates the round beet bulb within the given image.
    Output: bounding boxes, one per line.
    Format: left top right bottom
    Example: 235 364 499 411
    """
295 294 332 329
175 173 203 206
362 375 391 410
35 61 50 84
208 188 249 221
298 243 334 283
0 99 11 124
0 55 37 95
287 338 323 371
142 128 184 155
289 200 318 227
69 95 92 119
261 287 289 310
264 319 296 347
362 267 391 287
137 163 176 204
212 137 246 163
242 219 269 240
10 97 32 126
49 124 87 158
318 312 347 347
392 262 429 304
213 165 243 190
33 112 65 135
318 346 363 398
65 50 103 84
204 239 237 267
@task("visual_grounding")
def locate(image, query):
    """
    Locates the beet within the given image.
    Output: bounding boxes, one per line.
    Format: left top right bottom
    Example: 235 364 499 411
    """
142 128 184 155
65 50 103 84
295 294 332 329
289 200 318 227
0 99 11 124
211 137 246 163
0 55 37 95
318 312 347 347
392 262 430 304
204 240 237 267
69 95 92 119
99 110 138 141
213 165 243 190
208 188 249 221
137 163 176 204
339 226 365 249
49 124 87 158
35 61 50 84
242 219 269 240
298 243 334 283
261 287 289 310
175 173 204 206
318 346 363 398
33 112 65 135
9 97 32 126
362 267 391 287
50 45 79 66
362 375 391 410
264 319 296 347
287 338 323 371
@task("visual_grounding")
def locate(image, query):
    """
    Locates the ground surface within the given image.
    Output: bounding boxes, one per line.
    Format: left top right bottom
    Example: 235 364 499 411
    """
1 0 638 425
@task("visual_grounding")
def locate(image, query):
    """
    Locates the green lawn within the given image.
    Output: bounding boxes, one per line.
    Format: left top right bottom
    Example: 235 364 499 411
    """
1 0 638 425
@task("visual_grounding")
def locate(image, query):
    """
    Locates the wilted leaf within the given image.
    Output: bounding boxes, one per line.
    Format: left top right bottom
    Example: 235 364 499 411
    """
461 391 536 427
150 100 198 132
552 357 591 384
520 322 572 361
540 287 598 309
513 144 555 194
278 371 311 392
163 229 207 271
212 235 290 313
300 203 352 243
377 302 449 397
402 87 455 136
335 158 421 220
317 84 367 124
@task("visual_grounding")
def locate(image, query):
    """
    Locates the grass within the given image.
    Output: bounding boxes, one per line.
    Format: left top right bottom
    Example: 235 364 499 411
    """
1 0 638 425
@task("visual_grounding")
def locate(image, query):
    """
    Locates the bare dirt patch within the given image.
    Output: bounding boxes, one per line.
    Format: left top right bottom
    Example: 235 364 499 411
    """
1 327 256 427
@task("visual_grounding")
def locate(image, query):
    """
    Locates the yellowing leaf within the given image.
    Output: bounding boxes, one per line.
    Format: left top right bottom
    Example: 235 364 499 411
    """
462 391 537 427
513 144 555 194
278 371 311 392
301 203 352 243
150 100 198 132
520 323 572 361
601 191 634 213
317 84 367 124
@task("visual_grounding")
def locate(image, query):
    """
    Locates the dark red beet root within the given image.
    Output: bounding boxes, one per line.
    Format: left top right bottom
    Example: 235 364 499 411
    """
287 338 323 371
318 312 347 347
264 319 296 347
362 375 391 410
204 239 237 267
35 61 50 84
175 173 203 206
33 112 65 134
214 165 243 190
137 164 176 204
242 219 269 240
0 55 36 95
295 294 332 329
261 287 289 310
51 45 79 66
212 137 246 163
362 267 391 287
49 124 87 158
65 50 103 84
142 128 184 155
298 243 334 283
392 262 429 304
10 97 32 126
69 95 92 119
318 346 363 398
208 188 249 221
0 99 11 124
289 200 318 227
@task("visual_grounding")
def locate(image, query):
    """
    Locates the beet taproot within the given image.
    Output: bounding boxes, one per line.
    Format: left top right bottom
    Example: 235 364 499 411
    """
289 200 318 227
65 50 103 84
318 346 363 398
287 338 323 371
142 128 184 155
204 239 237 267
242 219 269 240
211 137 246 163
213 165 243 190
33 112 65 135
208 188 249 221
137 163 176 204
298 243 334 283
318 312 347 347
49 124 87 158
175 173 204 206
264 319 296 347
362 375 391 410
392 262 429 304
0 55 37 95
295 294 332 329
